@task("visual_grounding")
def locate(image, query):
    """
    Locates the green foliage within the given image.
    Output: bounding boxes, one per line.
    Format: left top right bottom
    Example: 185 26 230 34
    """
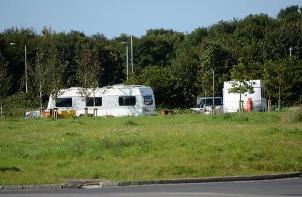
229 62 255 95
263 60 283 100
75 42 101 101
0 58 11 101
228 81 254 95
197 42 234 97
277 5 302 22
134 29 184 70
170 46 200 106
1 92 36 117
264 59 302 106
75 43 100 88
186 27 208 46
126 66 173 107
284 105 302 123
229 62 255 111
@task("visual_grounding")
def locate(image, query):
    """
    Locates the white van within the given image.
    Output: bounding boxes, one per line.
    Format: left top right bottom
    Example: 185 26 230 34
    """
190 97 223 114
223 80 267 113
46 84 156 117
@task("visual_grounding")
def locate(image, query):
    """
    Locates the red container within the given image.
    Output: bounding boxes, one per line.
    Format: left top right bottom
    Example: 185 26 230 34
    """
246 98 253 112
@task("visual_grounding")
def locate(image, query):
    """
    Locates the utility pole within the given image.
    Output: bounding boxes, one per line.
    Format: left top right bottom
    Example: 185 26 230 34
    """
121 41 129 80
212 69 215 115
24 45 28 93
126 45 129 80
278 77 281 111
130 35 134 73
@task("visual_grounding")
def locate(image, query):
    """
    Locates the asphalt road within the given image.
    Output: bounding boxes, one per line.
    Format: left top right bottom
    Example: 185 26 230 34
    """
1 178 301 197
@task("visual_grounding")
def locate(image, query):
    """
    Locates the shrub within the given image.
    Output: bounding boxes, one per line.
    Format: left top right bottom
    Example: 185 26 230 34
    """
284 105 302 123
2 93 37 118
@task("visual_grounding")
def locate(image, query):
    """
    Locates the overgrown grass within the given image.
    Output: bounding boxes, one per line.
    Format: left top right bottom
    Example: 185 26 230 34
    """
283 105 302 123
0 112 301 185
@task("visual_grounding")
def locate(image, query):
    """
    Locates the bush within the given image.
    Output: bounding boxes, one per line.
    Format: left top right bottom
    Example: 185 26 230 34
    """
284 105 302 123
58 110 76 119
2 92 38 118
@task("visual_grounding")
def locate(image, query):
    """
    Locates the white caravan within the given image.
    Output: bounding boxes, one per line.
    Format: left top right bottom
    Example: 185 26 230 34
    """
223 80 267 113
46 85 156 117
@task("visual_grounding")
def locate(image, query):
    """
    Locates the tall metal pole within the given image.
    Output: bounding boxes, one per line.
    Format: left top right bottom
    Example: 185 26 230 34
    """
37 50 42 109
212 69 215 115
24 45 28 93
130 35 134 73
278 64 282 111
126 45 129 80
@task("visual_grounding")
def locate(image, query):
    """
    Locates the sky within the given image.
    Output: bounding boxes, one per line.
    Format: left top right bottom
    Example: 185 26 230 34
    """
0 0 302 38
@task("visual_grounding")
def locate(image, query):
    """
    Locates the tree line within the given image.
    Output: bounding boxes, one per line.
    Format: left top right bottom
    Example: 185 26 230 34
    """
0 5 302 115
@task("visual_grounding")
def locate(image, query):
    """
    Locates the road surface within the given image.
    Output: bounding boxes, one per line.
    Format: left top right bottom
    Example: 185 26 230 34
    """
1 178 301 197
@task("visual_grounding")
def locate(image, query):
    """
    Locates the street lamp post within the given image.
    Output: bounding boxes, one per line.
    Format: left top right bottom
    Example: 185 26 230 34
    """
10 43 28 93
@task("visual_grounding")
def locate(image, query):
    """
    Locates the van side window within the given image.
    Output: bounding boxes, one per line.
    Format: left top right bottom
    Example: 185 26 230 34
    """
143 95 153 105
119 96 136 106
56 98 72 107
86 97 102 106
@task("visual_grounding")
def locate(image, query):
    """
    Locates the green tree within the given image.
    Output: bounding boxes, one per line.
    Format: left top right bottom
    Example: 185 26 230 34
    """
34 31 67 109
75 43 101 106
3 28 37 95
170 46 200 107
277 5 302 22
0 58 11 116
185 27 208 46
229 62 255 112
134 29 184 70
56 30 87 87
92 34 124 86
197 42 234 97
126 66 173 107
263 59 302 110
263 60 280 111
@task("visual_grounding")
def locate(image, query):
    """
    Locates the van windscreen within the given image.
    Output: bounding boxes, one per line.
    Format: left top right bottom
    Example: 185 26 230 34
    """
143 95 153 105
200 98 222 106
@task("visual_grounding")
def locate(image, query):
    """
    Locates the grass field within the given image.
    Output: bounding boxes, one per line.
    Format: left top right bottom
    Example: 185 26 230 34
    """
0 111 301 185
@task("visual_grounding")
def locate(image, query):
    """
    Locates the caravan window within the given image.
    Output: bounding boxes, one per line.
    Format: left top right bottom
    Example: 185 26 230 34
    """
119 96 136 106
143 95 153 105
56 98 72 107
86 97 102 106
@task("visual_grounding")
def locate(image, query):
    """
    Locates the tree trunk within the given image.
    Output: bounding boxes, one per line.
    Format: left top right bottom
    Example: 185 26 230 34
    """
268 96 271 112
239 93 242 112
